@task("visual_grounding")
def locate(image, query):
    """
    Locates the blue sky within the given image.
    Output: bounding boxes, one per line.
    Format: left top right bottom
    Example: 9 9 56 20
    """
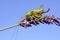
0 0 60 40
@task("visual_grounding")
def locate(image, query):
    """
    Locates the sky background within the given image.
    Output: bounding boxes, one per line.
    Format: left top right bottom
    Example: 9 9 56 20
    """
0 0 60 40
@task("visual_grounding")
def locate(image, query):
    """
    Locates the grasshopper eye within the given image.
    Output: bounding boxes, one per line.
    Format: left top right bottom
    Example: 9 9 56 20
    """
40 10 44 13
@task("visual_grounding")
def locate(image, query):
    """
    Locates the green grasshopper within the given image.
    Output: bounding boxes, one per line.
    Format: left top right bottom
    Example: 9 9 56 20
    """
21 5 50 20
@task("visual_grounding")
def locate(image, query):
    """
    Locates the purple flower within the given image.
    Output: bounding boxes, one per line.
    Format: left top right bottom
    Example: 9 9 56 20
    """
44 18 53 24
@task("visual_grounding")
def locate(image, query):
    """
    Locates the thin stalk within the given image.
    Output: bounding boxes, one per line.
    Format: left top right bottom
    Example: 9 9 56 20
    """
0 24 19 31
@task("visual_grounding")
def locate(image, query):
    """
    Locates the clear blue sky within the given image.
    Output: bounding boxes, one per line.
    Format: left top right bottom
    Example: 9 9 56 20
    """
0 0 60 40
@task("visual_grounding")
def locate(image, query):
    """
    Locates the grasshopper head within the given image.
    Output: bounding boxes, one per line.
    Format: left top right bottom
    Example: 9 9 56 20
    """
39 9 44 14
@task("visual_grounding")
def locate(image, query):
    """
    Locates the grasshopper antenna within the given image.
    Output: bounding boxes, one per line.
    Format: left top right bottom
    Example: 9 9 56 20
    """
39 4 44 10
